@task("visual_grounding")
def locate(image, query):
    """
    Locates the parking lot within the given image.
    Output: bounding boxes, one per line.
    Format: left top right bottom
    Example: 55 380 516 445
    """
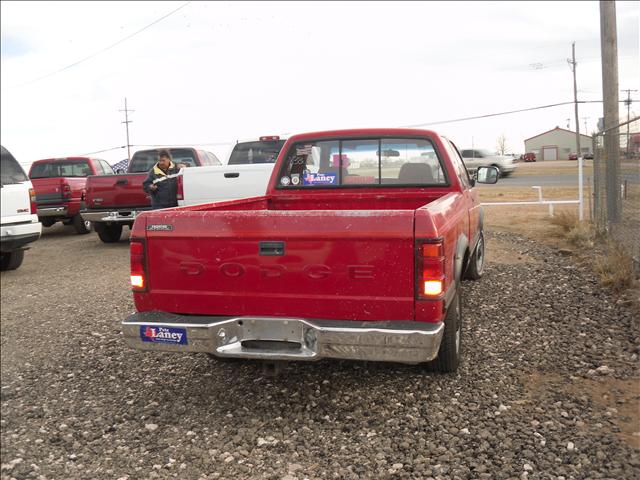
1 217 639 479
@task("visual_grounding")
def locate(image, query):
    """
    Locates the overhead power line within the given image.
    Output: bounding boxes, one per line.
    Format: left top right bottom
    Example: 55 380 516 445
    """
398 99 637 129
3 1 191 90
399 101 576 128
80 146 126 156
57 98 640 160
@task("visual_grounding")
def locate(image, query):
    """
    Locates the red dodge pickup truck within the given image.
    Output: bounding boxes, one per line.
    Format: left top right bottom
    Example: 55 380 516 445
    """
122 129 498 372
29 157 114 234
81 147 220 243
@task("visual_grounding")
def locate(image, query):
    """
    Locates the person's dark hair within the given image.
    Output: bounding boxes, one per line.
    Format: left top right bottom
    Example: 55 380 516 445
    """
158 149 172 160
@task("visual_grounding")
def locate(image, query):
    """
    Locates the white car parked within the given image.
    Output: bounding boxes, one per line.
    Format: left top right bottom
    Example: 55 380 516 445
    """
460 148 517 177
1 146 42 270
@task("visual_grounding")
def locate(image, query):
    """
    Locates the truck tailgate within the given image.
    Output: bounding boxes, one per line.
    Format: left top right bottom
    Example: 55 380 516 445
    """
180 164 274 206
138 210 416 321
85 173 148 209
31 178 65 205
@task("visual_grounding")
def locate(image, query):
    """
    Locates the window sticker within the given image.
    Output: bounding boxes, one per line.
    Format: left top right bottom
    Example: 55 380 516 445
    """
280 176 291 186
291 174 300 186
296 144 313 156
303 172 337 185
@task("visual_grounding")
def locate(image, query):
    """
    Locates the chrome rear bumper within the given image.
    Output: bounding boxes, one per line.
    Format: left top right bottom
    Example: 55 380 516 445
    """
81 210 142 223
37 206 68 217
122 312 444 364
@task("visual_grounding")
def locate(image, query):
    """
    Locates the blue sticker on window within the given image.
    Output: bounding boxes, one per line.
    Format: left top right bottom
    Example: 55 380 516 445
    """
140 326 187 345
303 173 337 185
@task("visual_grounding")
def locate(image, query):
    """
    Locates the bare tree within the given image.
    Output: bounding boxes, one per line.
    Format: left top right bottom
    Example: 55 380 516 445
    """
496 134 509 155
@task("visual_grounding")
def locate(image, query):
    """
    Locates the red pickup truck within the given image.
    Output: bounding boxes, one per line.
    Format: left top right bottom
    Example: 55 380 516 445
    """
29 157 114 234
81 147 220 243
122 129 498 372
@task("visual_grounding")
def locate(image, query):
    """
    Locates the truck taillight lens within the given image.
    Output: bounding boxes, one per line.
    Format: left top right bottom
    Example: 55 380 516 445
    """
419 240 445 298
62 183 72 199
176 174 184 201
130 239 147 292
29 188 37 214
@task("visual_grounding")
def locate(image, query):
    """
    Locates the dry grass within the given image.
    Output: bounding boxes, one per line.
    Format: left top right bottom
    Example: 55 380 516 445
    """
550 210 580 232
513 160 593 177
478 183 636 297
549 211 595 249
594 242 636 293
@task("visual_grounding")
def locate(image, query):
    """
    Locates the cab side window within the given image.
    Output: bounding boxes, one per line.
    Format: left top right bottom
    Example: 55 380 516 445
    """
445 140 471 189
99 160 114 174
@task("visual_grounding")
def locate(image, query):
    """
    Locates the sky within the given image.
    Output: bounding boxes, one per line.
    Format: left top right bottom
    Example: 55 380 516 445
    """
1 1 638 168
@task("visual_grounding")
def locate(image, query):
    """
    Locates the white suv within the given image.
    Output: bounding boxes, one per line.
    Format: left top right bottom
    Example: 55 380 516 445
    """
460 148 517 177
1 146 42 270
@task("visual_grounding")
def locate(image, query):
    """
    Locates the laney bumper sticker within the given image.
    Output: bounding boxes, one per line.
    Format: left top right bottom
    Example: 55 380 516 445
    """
140 326 188 345
303 173 337 185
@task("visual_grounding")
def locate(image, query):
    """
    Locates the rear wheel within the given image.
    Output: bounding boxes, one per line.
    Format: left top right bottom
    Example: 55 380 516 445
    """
72 214 91 234
464 232 485 280
428 287 462 373
1 250 25 271
94 223 122 243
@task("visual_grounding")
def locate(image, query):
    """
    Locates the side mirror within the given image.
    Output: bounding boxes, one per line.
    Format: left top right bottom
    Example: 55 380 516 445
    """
476 166 499 184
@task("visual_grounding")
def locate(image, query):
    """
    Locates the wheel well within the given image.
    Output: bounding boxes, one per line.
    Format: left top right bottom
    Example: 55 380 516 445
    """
461 248 470 278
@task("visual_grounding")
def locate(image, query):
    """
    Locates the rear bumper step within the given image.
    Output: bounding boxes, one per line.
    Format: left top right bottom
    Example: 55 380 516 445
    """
122 312 444 364
81 209 146 223
37 206 68 217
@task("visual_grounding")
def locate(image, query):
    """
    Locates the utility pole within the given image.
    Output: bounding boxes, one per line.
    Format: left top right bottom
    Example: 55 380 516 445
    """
621 89 637 156
581 116 589 134
567 42 581 156
600 1 620 222
119 98 134 161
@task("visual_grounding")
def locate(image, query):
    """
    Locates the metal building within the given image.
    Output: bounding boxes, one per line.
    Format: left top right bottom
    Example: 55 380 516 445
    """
524 127 592 160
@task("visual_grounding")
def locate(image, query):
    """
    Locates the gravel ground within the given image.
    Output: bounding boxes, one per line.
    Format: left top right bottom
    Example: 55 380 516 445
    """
1 224 639 480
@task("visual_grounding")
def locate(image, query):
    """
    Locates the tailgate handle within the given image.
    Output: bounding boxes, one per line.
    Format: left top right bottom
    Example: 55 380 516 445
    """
116 179 128 185
224 172 240 178
260 241 285 256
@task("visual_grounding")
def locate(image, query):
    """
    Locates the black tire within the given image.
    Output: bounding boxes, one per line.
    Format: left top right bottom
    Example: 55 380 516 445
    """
1 250 25 271
95 223 122 243
72 214 91 235
464 232 485 280
39 218 56 227
428 288 462 373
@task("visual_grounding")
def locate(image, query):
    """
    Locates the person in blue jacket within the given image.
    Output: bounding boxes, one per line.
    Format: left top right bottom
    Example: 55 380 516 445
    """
142 150 183 210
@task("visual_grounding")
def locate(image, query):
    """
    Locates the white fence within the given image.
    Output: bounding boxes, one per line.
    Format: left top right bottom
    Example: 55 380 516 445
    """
480 158 585 220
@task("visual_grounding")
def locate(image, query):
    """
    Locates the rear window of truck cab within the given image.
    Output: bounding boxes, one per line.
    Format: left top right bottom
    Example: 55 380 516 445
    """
228 140 285 165
129 149 199 173
30 159 92 178
277 137 448 188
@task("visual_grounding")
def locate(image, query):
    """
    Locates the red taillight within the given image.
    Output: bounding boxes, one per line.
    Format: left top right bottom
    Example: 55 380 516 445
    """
29 188 37 214
62 183 72 199
259 136 280 141
130 240 147 291
419 240 445 298
176 174 184 201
